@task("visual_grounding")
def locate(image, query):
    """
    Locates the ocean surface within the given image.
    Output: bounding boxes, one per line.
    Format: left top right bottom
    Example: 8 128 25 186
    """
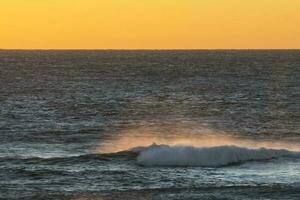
0 50 299 200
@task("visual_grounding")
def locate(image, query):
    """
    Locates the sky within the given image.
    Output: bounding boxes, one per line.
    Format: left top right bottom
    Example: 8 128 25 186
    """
1 0 300 49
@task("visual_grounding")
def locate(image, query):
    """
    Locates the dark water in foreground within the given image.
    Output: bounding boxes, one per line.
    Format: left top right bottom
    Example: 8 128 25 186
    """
0 50 299 199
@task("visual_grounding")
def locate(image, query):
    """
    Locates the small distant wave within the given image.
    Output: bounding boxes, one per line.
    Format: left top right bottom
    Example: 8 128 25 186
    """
0 151 137 164
131 144 300 167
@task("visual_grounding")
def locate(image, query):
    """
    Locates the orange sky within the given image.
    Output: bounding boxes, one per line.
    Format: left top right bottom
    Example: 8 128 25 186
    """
1 0 300 49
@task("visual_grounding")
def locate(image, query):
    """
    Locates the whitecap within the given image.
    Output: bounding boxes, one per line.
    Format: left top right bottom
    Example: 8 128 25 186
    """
132 144 300 167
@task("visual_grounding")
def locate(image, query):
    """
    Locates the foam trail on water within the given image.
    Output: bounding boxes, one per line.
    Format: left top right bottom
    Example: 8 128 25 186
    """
132 144 300 167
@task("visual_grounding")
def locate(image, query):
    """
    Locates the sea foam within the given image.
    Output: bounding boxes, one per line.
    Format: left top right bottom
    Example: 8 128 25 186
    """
131 144 300 167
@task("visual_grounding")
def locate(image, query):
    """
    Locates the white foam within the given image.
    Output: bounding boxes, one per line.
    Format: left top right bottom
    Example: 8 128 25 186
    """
132 144 300 167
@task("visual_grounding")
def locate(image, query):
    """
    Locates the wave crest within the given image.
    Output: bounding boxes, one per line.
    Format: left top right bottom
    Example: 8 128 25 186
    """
132 144 300 167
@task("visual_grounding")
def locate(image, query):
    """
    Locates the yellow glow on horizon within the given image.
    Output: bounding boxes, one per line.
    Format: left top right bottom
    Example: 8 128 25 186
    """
1 0 300 49
94 125 300 153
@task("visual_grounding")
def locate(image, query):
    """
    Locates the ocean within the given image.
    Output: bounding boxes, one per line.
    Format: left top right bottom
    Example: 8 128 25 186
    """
0 50 299 200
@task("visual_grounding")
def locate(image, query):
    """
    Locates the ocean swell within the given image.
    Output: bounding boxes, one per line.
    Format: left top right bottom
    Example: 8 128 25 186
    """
131 144 300 167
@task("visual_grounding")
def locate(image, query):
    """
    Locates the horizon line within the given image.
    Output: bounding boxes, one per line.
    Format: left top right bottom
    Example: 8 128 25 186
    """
1 48 300 51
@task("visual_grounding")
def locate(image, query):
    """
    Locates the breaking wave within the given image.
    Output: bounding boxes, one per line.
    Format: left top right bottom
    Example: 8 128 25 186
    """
4 144 299 168
131 144 300 167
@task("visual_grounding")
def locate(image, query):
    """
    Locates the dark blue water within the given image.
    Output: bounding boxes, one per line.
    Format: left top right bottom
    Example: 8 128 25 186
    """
0 50 299 200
